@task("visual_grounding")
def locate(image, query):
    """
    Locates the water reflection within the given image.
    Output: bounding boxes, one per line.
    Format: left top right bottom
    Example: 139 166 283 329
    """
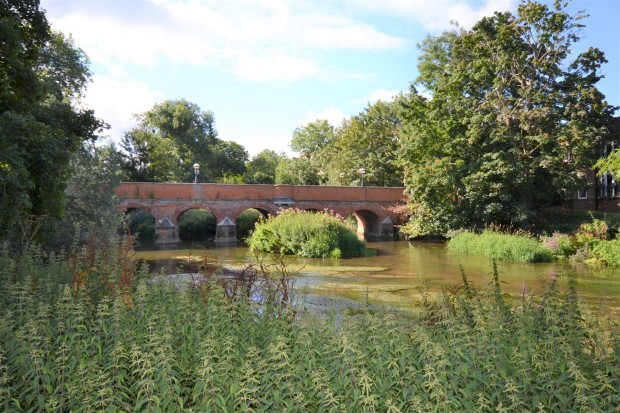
134 240 620 314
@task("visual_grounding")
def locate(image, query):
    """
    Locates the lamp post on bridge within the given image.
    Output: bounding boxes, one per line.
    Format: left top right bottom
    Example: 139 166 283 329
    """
193 163 200 183
339 172 345 186
357 168 366 186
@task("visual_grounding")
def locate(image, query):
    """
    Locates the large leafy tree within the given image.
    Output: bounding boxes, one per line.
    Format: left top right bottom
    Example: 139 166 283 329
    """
0 0 104 238
244 149 285 184
334 100 403 187
120 99 248 182
398 0 616 237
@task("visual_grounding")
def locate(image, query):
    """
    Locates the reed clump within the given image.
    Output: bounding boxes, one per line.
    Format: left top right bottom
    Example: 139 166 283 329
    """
448 229 554 262
0 243 618 412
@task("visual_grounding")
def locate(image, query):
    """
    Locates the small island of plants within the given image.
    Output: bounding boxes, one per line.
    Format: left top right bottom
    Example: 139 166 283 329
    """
247 209 370 258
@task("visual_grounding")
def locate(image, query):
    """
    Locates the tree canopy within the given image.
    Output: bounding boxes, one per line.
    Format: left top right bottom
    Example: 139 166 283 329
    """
0 0 105 238
119 99 248 183
398 0 616 237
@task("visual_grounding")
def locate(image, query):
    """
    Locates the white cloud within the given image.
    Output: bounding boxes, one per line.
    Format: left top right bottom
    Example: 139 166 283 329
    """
83 76 166 142
352 0 517 31
43 0 407 83
353 88 400 104
304 107 347 127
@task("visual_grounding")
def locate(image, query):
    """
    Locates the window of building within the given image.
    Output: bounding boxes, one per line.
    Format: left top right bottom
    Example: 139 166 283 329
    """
577 189 588 199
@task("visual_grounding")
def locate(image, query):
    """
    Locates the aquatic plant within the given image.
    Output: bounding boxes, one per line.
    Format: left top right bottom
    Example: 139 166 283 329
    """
448 230 554 262
248 208 366 258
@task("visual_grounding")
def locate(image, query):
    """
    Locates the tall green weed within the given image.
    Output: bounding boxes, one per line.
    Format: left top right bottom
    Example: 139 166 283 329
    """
448 230 554 262
0 244 618 412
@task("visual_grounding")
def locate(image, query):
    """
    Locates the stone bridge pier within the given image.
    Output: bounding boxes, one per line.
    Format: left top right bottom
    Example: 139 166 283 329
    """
116 183 406 245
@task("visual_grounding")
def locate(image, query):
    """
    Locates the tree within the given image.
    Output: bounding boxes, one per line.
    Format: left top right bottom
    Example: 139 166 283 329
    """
50 142 124 247
120 99 249 183
212 140 248 182
290 120 336 159
244 150 285 184
398 0 616 237
275 157 320 185
0 1 105 239
333 100 403 187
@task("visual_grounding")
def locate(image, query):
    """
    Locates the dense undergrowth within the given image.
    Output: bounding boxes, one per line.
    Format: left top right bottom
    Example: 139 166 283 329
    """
1 241 619 412
248 209 368 258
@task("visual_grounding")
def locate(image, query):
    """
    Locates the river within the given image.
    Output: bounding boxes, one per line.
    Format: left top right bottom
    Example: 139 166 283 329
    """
135 240 620 315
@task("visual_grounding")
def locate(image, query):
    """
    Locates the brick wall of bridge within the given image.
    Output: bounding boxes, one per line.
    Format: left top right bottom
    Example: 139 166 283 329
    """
115 183 406 243
115 182 404 203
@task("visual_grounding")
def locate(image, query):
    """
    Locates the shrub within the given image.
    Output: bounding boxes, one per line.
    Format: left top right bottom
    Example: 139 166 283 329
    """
248 209 367 258
237 209 263 240
126 209 155 242
448 230 553 262
590 239 620 267
178 209 215 240
541 231 577 259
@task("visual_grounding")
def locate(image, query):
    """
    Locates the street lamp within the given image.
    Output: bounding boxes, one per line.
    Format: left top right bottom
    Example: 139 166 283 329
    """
193 163 200 183
357 168 366 186
339 172 345 186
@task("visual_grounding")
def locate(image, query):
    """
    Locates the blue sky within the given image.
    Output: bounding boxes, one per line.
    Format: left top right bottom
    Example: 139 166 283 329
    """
41 0 619 156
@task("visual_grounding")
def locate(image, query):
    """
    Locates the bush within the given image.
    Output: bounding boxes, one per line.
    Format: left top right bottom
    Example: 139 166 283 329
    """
178 209 216 240
126 209 155 242
590 239 620 267
237 209 263 240
248 209 367 258
448 230 553 262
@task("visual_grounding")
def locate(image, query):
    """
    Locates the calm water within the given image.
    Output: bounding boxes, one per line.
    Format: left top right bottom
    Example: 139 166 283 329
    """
135 241 620 314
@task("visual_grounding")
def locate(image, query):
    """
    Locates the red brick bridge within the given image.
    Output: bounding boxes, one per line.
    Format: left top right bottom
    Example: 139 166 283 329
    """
115 182 406 244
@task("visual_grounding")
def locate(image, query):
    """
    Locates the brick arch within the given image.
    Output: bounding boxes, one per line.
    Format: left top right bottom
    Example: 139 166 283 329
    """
227 205 277 222
351 209 382 239
121 203 153 215
173 205 218 224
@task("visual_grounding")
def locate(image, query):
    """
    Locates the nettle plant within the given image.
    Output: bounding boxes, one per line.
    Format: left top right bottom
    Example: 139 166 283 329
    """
0 244 618 412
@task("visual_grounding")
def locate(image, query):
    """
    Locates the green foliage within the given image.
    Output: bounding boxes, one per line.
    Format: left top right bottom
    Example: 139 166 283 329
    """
244 149 285 184
126 210 155 242
49 142 124 248
248 209 366 258
275 157 320 185
541 218 620 266
178 209 215 241
541 209 620 238
333 100 404 187
283 103 404 187
448 230 553 262
589 239 620 267
290 119 336 159
0 1 105 239
236 209 263 240
398 0 616 237
0 245 618 412
119 99 248 183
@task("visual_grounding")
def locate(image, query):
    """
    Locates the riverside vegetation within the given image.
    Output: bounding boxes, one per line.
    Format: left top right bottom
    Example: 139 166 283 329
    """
1 240 619 412
448 214 620 266
248 209 369 258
